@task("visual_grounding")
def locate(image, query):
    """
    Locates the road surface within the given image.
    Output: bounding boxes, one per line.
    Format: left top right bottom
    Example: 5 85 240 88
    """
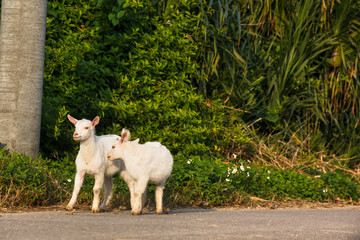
1 207 359 239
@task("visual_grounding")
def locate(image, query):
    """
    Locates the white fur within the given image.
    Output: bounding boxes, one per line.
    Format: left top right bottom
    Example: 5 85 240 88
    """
107 129 173 215
66 115 135 213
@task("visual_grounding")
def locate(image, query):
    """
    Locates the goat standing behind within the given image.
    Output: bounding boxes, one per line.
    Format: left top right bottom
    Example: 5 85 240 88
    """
107 129 173 215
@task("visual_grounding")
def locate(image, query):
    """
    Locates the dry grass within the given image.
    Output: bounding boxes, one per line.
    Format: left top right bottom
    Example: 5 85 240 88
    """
0 181 25 209
228 127 360 183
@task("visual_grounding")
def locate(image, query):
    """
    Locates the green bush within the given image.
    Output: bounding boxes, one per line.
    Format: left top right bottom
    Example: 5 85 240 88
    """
42 0 360 161
42 0 251 160
0 149 65 208
320 172 360 201
168 155 236 206
3 0 358 209
235 165 360 202
168 156 360 206
0 149 129 208
1 148 359 209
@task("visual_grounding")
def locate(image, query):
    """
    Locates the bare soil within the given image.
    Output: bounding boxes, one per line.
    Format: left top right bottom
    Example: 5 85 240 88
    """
1 199 358 213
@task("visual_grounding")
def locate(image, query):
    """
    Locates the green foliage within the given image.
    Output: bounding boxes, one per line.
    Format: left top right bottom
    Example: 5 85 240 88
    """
42 0 360 160
192 0 360 160
5 0 354 209
168 155 360 206
169 155 236 205
42 0 249 159
245 168 328 201
320 172 360 201
0 149 66 208
2 149 358 208
0 149 131 208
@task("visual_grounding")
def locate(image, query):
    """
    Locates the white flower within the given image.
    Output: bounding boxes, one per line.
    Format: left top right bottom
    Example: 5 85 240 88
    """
233 153 237 159
323 189 328 193
67 179 72 183
232 168 238 174
247 166 251 169
187 159 192 164
226 169 230 177
247 172 250 177
267 176 270 180
267 170 271 174
240 165 245 171
225 178 231 182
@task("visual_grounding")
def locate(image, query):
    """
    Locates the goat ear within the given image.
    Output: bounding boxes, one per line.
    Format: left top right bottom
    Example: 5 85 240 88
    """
67 114 78 125
91 116 100 128
120 129 130 144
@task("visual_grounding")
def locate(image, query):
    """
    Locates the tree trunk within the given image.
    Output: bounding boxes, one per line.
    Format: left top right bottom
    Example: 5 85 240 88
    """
0 0 47 158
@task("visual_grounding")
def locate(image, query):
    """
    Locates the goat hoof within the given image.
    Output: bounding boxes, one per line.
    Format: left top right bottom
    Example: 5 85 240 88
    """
91 208 100 213
100 207 111 212
66 205 73 211
131 210 141 215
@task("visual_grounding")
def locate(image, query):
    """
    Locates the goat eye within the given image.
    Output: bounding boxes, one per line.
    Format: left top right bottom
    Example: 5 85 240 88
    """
84 127 89 130
112 146 115 149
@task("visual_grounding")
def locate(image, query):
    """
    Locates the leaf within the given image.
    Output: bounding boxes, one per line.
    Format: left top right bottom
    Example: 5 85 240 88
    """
117 10 125 19
108 13 115 20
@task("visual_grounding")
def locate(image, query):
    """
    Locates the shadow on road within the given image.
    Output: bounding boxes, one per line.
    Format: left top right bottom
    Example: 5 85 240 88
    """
62 206 215 216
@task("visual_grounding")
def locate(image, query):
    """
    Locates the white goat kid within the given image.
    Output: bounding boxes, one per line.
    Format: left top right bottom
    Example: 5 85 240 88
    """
66 115 135 213
107 129 173 215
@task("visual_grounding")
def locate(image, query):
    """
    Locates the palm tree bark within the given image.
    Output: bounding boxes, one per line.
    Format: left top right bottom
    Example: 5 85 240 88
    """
0 0 47 158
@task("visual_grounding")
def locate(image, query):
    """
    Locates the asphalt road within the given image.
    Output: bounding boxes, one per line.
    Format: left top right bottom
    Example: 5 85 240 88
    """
1 207 359 239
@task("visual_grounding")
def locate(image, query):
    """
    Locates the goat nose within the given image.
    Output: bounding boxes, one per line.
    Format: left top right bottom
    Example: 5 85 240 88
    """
73 132 78 137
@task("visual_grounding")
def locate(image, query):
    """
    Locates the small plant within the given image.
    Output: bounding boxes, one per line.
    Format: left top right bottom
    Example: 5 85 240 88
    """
168 155 236 206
